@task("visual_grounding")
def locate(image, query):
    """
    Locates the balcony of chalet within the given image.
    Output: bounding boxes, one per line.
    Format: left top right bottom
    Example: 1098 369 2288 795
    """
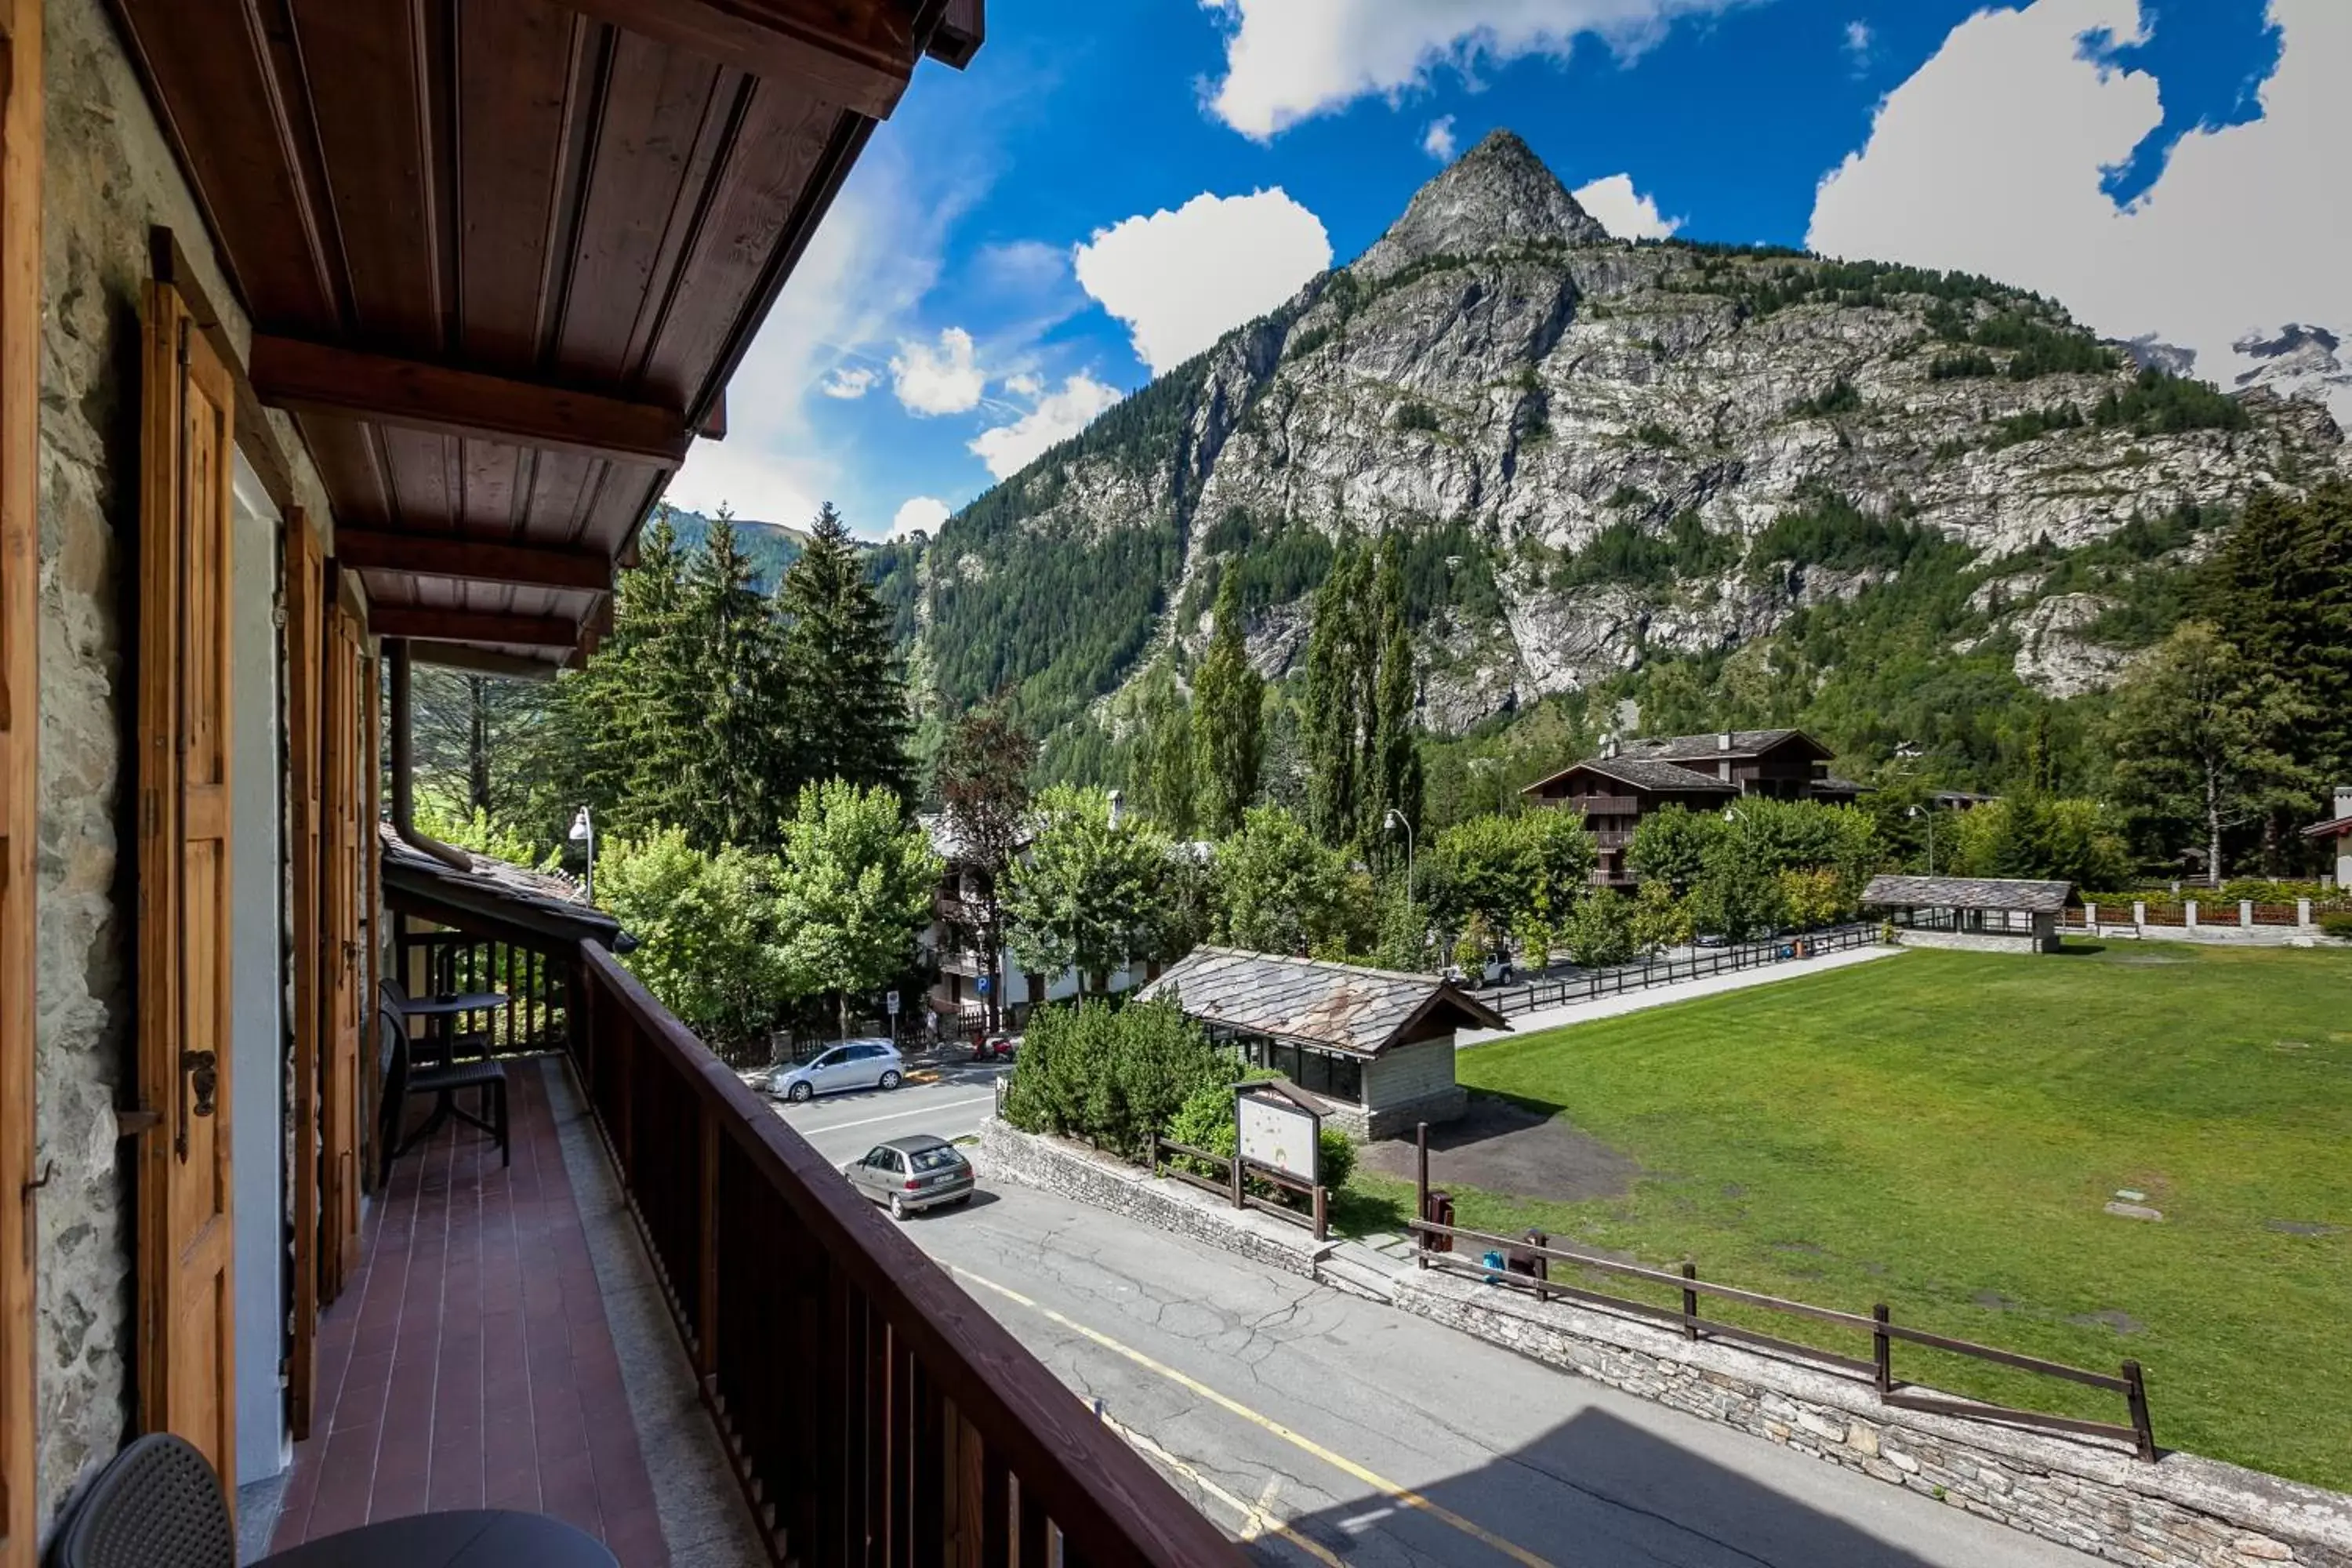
292 831 1236 1568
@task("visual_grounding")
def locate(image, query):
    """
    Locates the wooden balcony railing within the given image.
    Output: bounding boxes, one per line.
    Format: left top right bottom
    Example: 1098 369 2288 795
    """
394 927 572 1057
570 940 1240 1566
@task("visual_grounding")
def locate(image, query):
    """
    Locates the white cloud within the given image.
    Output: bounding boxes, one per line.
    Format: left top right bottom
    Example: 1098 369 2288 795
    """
821 365 877 399
891 495 952 539
1842 18 1872 71
1073 190 1334 374
1004 372 1046 398
970 374 1125 479
1422 114 1459 161
1808 0 2352 422
1572 172 1682 240
890 327 989 415
669 129 973 523
1200 0 1742 140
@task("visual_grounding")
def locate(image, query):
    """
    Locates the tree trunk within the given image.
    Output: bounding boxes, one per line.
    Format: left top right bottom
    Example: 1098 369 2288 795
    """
2205 758 2225 887
837 990 848 1041
466 677 492 815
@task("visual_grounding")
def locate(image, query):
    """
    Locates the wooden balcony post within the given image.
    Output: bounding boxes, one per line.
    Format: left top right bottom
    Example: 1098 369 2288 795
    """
697 1104 720 1381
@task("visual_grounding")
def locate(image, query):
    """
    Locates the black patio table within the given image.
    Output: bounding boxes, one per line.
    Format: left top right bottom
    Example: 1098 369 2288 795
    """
397 989 507 1065
261 1508 617 1567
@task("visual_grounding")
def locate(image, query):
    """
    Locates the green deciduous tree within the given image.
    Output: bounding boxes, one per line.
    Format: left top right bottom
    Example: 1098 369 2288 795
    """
1127 668 1197 836
1303 537 1369 847
773 779 940 1038
1429 810 1596 949
1210 804 1360 956
1004 786 1176 992
1559 890 1635 968
1192 572 1265 835
1942 795 2130 889
595 827 792 1058
1365 535 1423 855
1630 877 1694 956
2107 621 2317 884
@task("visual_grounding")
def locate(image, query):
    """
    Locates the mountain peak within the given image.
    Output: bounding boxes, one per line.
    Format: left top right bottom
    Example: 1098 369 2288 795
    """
1352 129 1611 281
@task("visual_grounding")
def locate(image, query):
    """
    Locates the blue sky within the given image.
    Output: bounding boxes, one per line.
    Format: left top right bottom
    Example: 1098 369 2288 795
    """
666 0 2339 541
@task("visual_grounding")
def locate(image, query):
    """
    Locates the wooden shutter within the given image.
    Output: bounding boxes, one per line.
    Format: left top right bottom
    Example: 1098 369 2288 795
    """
321 604 366 1290
134 278 239 1487
0 0 39 1555
283 511 322 1437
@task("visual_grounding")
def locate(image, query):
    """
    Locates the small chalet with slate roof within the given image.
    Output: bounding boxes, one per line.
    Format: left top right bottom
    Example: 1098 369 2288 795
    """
1137 949 1510 1139
1863 874 2074 953
1522 729 1865 886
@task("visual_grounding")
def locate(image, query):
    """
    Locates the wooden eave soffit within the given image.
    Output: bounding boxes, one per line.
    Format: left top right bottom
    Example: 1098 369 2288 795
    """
556 0 978 118
332 530 613 594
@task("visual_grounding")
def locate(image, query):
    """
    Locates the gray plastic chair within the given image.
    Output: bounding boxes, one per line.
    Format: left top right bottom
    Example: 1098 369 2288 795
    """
56 1432 234 1568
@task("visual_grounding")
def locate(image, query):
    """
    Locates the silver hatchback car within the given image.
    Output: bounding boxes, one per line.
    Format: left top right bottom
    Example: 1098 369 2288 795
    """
764 1038 904 1102
844 1135 975 1219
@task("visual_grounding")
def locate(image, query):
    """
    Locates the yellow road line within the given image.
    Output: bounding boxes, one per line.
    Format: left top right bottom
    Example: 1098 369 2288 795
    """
1097 1410 1344 1567
950 1265 1554 1568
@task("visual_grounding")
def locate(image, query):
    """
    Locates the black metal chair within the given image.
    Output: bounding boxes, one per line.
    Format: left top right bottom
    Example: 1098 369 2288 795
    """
379 1001 510 1182
56 1432 234 1568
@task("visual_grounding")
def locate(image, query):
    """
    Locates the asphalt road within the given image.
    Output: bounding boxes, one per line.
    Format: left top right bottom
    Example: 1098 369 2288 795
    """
758 1059 1008 1167
898 1181 2100 1568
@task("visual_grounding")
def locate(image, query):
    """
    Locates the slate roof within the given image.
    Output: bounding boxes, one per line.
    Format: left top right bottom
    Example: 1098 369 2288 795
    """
1135 947 1508 1057
1559 757 1739 794
1618 728 1830 763
379 822 626 946
1861 873 2074 914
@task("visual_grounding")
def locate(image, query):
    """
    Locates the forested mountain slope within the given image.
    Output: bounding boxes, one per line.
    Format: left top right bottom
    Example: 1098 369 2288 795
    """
903 131 2345 790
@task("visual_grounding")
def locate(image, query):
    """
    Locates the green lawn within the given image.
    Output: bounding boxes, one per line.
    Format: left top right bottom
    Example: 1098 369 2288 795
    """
1346 942 2352 1489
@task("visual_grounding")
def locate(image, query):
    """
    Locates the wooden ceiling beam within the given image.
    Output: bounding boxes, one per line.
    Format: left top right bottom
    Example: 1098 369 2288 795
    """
333 529 614 593
405 642 564 683
368 607 581 648
251 335 693 467
557 0 916 119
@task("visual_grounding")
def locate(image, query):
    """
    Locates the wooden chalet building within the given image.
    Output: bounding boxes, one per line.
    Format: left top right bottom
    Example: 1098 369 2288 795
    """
2 1 1236 1563
1521 730 1865 886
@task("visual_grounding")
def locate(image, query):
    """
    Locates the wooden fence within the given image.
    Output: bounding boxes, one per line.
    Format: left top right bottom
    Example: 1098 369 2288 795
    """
572 942 1240 1566
1410 1128 2154 1461
1149 1134 1329 1240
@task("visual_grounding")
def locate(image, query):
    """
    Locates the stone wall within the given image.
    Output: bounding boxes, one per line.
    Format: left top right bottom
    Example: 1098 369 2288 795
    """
982 1117 2352 1568
35 0 335 1530
1392 1266 2352 1568
975 1119 1321 1279
1893 929 2048 955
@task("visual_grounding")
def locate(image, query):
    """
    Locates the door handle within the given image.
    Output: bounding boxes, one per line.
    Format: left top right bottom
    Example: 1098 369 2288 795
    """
182 1049 219 1117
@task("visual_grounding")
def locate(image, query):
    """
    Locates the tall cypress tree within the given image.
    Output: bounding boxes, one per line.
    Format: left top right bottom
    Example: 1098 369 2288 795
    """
1128 668 1197 835
777 502 914 806
1302 535 1366 848
1366 535 1422 852
1192 571 1264 836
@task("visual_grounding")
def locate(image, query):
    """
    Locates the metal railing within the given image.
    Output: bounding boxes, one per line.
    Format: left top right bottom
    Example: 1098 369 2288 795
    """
1407 1128 2154 1459
573 942 1239 1566
1477 923 1880 1018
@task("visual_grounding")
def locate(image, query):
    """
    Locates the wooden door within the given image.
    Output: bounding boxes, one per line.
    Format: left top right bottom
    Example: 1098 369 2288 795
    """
321 604 366 1289
283 511 322 1437
0 0 40 1555
135 278 238 1485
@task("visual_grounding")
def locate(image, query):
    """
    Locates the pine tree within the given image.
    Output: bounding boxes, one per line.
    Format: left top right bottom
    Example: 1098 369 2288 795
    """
2202 483 2352 781
677 508 786 849
1192 572 1264 836
777 503 915 806
1303 535 1367 847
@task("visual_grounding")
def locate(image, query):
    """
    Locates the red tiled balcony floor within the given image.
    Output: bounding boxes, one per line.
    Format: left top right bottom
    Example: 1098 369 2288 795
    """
270 1061 670 1567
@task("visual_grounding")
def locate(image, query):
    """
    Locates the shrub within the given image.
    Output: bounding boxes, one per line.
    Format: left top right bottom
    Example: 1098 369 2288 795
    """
1000 996 1233 1160
1791 378 1863 418
1163 1080 1356 1190
1393 401 1442 432
2321 912 2352 939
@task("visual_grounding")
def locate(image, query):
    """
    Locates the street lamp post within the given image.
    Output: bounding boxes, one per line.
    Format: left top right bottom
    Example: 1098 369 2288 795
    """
1907 804 1934 876
1385 808 1414 904
569 805 595 903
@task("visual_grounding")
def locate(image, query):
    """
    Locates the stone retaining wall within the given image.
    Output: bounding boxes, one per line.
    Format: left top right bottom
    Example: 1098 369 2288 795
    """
978 1118 2352 1568
975 1119 1321 1280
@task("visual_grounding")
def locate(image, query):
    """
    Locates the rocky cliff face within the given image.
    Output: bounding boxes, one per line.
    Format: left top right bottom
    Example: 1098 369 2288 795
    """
915 130 2347 739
